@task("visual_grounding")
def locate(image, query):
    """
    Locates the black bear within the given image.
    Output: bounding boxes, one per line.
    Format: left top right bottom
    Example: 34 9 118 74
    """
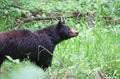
0 21 78 69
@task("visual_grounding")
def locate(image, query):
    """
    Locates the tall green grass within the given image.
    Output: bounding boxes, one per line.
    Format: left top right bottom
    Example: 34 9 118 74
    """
0 0 120 79
49 21 120 78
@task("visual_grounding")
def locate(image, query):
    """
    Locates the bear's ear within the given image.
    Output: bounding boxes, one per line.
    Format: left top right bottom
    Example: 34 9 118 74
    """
57 20 65 29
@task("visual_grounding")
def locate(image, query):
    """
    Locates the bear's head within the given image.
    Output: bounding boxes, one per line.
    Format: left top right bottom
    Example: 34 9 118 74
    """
56 21 78 40
35 21 78 45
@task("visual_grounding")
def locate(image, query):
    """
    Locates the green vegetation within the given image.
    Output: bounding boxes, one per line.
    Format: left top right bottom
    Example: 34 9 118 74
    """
0 0 120 79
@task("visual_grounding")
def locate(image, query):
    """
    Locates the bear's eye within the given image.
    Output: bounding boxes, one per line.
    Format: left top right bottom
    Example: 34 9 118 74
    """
68 28 71 33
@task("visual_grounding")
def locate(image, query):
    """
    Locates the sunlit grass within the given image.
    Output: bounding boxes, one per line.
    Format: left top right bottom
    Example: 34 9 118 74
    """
51 24 120 78
0 0 120 79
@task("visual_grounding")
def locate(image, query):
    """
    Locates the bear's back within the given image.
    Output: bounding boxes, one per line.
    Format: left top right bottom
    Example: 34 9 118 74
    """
0 29 32 40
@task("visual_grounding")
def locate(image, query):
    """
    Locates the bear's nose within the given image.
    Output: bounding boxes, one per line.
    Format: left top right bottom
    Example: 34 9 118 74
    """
75 31 79 35
70 29 79 37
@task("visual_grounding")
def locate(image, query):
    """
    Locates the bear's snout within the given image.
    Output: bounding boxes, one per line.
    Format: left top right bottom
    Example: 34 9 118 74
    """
70 29 79 37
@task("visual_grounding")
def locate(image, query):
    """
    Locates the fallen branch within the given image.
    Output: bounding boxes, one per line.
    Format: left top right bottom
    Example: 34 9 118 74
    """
14 15 73 26
14 11 83 27
11 3 23 9
13 10 120 27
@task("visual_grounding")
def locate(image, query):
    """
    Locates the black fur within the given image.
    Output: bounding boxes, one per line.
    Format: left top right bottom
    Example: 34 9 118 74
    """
0 21 78 69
